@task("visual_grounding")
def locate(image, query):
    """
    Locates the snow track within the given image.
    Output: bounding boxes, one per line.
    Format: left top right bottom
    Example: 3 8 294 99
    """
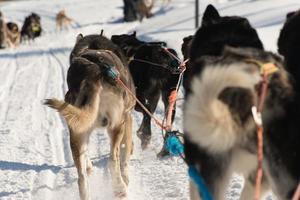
0 0 299 199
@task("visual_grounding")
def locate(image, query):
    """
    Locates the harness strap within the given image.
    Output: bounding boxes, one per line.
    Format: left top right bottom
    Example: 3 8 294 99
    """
292 183 300 200
131 58 172 72
248 60 279 200
115 76 167 130
188 166 213 200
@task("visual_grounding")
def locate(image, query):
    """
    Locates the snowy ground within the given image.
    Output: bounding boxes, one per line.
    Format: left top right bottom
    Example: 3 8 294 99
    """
0 0 299 199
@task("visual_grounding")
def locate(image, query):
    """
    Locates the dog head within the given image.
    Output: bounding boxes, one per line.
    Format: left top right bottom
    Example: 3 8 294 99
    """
190 4 263 62
30 13 41 22
133 44 181 74
111 31 144 57
6 22 19 33
278 9 300 83
181 35 193 60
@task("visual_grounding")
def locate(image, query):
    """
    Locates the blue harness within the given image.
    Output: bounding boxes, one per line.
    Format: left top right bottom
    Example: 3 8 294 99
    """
188 166 213 200
164 132 213 200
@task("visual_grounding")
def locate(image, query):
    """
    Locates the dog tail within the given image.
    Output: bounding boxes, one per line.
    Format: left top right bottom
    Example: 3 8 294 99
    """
184 63 259 154
44 81 101 134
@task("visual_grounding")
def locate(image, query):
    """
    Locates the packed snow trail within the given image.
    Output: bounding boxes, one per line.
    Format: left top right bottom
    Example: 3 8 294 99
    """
0 0 299 199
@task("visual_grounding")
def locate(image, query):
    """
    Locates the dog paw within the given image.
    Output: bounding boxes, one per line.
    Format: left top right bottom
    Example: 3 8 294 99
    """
113 185 127 199
137 133 151 150
156 146 170 159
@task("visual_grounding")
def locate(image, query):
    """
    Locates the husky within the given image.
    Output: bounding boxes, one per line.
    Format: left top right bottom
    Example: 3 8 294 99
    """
45 34 136 200
184 47 299 200
56 10 73 31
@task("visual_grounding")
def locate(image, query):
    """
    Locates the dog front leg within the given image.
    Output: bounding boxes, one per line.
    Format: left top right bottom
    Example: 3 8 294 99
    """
70 133 91 200
109 126 127 198
137 91 160 149
240 171 270 200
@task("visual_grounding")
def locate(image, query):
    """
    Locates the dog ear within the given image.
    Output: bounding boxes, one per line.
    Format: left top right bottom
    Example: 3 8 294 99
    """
100 29 104 36
132 31 136 37
183 35 193 42
202 4 220 26
76 33 83 42
286 11 296 19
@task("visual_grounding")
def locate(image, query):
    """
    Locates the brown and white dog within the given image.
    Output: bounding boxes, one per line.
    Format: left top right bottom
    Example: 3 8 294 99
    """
5 22 21 48
45 34 135 200
56 10 73 31
0 13 21 49
184 47 299 200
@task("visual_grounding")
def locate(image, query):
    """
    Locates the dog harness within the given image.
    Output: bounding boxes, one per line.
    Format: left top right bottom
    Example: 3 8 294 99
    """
31 24 41 33
163 130 213 200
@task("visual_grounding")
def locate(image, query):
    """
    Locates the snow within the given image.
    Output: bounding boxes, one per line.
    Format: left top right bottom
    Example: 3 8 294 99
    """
0 0 299 199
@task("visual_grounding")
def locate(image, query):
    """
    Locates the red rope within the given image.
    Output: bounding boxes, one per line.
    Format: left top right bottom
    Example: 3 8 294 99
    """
254 126 264 200
292 183 300 200
166 90 177 131
116 78 166 130
252 62 278 200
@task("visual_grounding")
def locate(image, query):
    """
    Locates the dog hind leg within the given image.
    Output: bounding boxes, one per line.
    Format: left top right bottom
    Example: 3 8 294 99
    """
108 125 127 198
120 113 133 185
70 131 91 200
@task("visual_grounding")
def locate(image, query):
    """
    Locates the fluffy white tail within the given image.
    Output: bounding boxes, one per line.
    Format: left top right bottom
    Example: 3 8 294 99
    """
184 63 259 153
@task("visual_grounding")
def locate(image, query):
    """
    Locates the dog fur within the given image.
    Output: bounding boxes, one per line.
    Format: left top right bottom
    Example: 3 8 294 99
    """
56 10 73 31
45 34 136 200
184 4 263 96
21 13 42 41
184 46 299 200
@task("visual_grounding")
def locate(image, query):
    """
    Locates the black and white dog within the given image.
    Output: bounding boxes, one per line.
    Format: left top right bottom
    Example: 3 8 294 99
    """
21 13 42 41
183 4 264 96
183 5 300 200
184 46 299 200
112 32 181 154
